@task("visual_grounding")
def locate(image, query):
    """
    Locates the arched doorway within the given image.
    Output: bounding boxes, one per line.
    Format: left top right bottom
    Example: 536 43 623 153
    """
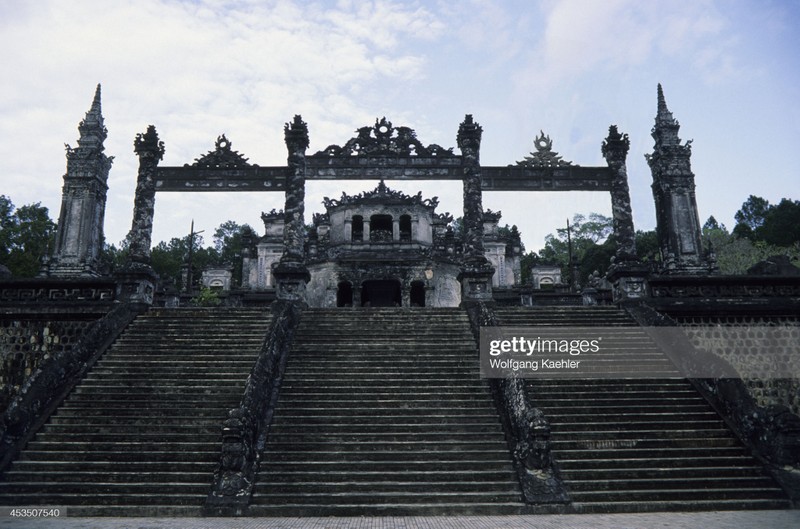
410 281 425 307
336 281 353 307
361 280 401 307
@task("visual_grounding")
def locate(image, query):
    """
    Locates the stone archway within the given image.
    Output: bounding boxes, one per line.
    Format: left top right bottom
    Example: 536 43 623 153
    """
336 281 353 307
361 280 401 307
410 281 426 307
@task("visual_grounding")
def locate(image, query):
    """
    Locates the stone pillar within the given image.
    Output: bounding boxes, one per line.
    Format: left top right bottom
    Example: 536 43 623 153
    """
48 85 113 277
344 218 352 242
273 115 310 303
602 125 637 261
116 125 164 305
363 220 371 242
456 115 494 304
645 84 710 274
127 126 163 263
600 125 649 302
392 218 400 241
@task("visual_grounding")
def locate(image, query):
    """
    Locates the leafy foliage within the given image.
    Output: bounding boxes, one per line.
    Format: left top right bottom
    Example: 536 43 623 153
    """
0 195 56 277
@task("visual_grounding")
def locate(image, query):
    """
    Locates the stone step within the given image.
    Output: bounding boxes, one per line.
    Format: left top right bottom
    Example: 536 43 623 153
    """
244 503 526 516
568 499 791 514
558 466 775 480
264 441 507 453
555 455 759 470
18 450 219 463
0 482 210 495
2 471 214 483
259 460 514 472
565 476 780 492
552 446 749 459
567 488 787 502
7 460 217 474
268 423 504 434
250 491 522 505
551 437 740 449
0 492 205 506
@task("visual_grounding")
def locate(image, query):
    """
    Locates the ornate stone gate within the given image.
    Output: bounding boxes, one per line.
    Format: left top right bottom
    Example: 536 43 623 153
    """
49 84 712 305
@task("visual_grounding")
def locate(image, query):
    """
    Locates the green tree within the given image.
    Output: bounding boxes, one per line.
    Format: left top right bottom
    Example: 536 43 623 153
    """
212 220 255 285
756 198 800 246
702 214 800 274
537 213 614 285
635 230 660 263
733 195 770 238
0 196 56 277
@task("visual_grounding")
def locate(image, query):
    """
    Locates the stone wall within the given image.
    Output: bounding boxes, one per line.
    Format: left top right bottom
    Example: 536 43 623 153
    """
0 279 116 412
305 261 461 308
1 317 98 408
678 314 800 416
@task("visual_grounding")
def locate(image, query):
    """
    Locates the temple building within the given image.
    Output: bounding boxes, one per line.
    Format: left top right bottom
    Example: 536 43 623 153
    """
1 85 798 518
241 181 522 307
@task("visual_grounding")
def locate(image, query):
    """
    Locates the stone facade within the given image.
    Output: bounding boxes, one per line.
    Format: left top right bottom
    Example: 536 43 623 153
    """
242 181 521 307
531 265 563 289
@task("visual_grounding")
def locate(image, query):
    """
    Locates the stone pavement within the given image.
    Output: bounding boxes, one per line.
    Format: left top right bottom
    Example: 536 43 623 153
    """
2 512 799 529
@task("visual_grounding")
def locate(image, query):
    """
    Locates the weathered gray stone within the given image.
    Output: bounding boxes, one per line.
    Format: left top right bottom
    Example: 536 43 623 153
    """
48 85 113 278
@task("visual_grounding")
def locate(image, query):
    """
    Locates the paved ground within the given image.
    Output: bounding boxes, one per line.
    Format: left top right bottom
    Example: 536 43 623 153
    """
2 512 799 529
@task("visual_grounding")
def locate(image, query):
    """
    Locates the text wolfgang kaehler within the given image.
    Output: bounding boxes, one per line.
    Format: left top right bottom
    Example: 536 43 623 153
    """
487 336 600 372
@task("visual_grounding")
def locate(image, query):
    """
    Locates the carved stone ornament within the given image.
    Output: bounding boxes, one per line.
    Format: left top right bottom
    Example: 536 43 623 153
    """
323 179 439 209
314 117 454 157
188 135 254 168
516 131 575 168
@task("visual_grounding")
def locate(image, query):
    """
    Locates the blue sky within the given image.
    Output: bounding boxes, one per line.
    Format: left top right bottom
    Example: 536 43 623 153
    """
1 0 798 253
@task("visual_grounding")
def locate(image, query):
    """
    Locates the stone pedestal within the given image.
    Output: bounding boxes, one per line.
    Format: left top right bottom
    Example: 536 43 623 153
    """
607 261 650 302
115 261 158 307
458 257 495 305
273 261 310 305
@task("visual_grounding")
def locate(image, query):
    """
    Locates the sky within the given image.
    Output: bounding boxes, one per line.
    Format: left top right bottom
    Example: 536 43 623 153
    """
1 0 798 254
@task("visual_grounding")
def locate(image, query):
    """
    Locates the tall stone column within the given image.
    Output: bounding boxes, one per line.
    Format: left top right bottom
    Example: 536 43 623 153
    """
127 126 164 263
48 84 113 277
602 125 637 261
646 84 710 274
116 125 164 306
273 115 310 303
602 125 649 302
457 115 494 304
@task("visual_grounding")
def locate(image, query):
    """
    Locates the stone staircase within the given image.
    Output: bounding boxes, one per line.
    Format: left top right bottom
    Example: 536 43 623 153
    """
0 308 269 516
250 307 524 515
494 306 791 513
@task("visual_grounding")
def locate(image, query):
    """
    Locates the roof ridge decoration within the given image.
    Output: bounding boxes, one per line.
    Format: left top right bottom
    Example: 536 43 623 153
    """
516 131 575 167
188 134 256 168
314 117 455 158
323 179 440 209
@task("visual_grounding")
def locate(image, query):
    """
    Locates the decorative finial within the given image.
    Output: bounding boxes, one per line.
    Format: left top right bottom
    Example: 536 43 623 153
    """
284 114 310 151
76 83 107 149
602 125 630 163
655 83 676 126
457 114 482 151
134 125 165 161
657 83 667 113
516 131 574 167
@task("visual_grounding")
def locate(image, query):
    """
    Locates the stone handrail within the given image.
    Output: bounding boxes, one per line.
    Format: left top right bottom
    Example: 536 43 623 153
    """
0 302 139 473
624 301 800 502
462 301 569 504
205 300 303 516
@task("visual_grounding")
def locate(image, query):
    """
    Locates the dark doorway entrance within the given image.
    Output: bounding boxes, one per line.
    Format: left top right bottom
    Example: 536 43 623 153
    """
361 280 401 307
336 281 353 307
410 281 425 307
